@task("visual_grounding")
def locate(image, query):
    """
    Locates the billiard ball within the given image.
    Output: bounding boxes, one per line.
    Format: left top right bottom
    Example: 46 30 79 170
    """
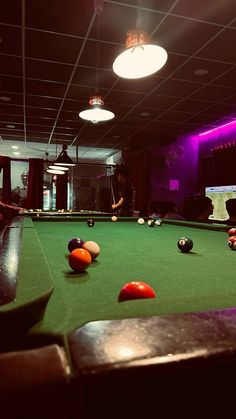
147 219 155 227
68 248 92 272
68 237 85 253
177 237 193 252
82 241 100 260
137 218 145 225
232 242 236 251
228 228 236 236
118 281 156 302
155 218 162 226
87 218 95 227
111 216 118 222
228 235 236 249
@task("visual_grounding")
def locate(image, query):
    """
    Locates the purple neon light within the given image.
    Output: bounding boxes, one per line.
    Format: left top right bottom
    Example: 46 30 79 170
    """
199 119 236 137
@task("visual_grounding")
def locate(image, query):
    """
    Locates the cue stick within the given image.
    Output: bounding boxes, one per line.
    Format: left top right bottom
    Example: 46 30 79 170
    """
111 181 115 204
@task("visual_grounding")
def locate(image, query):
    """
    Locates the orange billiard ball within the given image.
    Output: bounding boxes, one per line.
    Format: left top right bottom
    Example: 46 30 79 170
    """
68 248 92 272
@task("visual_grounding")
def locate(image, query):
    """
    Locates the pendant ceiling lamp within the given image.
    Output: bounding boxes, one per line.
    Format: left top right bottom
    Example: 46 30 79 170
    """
79 0 115 124
49 165 69 171
113 0 167 79
46 168 65 175
113 29 167 79
79 96 114 124
54 144 76 167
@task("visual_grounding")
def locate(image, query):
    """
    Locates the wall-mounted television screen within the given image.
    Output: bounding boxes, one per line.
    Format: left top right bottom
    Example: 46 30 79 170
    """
205 185 236 221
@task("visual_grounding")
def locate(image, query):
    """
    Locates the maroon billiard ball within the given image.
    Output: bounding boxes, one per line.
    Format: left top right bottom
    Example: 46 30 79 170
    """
68 237 84 253
228 228 236 237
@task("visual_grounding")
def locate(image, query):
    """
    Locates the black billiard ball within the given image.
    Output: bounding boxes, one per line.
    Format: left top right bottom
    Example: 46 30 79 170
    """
147 219 155 227
177 237 193 252
68 237 84 253
87 218 95 227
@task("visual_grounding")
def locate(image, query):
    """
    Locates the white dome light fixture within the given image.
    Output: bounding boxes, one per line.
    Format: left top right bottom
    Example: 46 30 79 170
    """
49 165 69 171
79 96 115 124
113 29 167 79
47 168 65 175
79 4 115 124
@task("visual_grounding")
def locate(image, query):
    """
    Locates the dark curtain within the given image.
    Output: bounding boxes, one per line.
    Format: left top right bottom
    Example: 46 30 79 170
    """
213 147 236 185
56 172 68 209
26 159 44 209
1 157 12 204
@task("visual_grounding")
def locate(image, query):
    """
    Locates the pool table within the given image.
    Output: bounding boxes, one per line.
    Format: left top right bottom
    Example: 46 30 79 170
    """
1 215 236 418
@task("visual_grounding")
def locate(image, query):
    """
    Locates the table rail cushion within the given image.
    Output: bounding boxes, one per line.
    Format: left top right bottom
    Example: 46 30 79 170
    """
0 217 54 348
68 310 236 418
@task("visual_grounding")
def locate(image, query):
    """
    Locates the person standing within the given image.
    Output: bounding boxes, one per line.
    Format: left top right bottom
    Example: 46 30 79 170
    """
111 165 133 216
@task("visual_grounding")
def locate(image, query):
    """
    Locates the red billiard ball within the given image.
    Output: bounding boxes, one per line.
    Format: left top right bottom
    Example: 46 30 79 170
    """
68 248 92 272
177 237 193 252
68 237 84 253
228 228 236 236
82 241 100 260
118 281 156 302
228 235 236 250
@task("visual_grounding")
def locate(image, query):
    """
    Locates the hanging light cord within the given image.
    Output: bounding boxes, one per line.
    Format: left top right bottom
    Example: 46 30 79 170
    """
136 0 142 29
95 10 100 94
94 0 103 95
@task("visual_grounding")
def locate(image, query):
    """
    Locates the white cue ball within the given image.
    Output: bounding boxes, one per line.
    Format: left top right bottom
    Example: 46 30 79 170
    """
111 216 118 222
137 218 145 225
155 220 161 226
82 241 100 260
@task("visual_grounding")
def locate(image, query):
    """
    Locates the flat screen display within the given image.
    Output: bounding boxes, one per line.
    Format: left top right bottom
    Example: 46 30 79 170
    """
205 185 236 221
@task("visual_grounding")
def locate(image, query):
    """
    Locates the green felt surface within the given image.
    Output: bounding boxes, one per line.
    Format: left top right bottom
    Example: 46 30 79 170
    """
25 219 236 343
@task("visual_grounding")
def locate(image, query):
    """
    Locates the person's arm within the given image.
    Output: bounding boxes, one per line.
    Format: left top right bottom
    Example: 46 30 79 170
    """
0 201 26 216
0 201 24 211
112 197 124 210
